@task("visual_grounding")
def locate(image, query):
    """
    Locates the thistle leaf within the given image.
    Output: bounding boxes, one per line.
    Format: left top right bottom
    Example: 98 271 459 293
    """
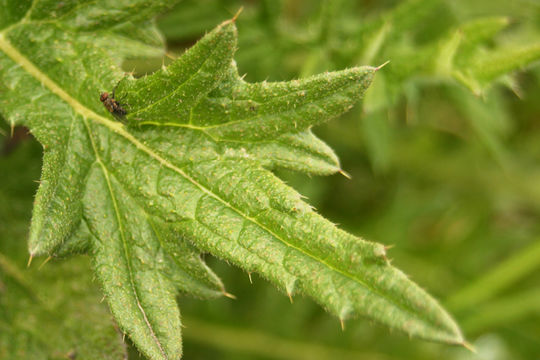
0 1 465 358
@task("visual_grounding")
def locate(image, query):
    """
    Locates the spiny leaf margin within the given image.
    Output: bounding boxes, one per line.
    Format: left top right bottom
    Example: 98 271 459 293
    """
0 5 466 359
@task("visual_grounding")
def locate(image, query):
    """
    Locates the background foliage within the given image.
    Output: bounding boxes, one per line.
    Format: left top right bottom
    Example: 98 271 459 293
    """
1 0 539 359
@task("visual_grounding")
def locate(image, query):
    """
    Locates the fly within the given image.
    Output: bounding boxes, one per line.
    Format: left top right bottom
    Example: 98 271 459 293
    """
100 87 127 119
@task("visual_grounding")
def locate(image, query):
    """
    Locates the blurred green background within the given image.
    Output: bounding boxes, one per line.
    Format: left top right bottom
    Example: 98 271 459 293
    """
2 0 540 359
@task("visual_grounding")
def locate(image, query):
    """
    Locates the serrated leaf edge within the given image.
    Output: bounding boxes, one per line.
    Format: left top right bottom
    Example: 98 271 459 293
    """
0 28 461 343
88 134 168 359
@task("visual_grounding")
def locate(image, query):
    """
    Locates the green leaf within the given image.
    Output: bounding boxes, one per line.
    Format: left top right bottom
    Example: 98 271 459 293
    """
84 163 182 359
445 85 510 166
238 130 341 175
361 109 393 173
195 66 375 141
0 141 126 360
467 43 540 83
157 0 235 40
455 16 509 58
450 17 540 93
0 1 465 358
0 253 128 360
118 31 376 141
460 287 540 334
181 316 384 360
87 21 167 62
118 20 238 126
447 238 540 312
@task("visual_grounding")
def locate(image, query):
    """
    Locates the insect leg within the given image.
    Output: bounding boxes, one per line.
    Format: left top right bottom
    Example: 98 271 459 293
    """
112 73 131 99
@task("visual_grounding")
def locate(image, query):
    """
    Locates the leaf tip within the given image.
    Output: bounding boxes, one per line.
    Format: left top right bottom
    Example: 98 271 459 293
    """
384 243 395 251
220 7 243 28
223 291 237 300
232 7 244 22
339 305 353 331
374 60 390 71
462 341 476 353
38 255 52 270
285 278 296 303
287 291 294 304
27 253 34 268
338 169 352 179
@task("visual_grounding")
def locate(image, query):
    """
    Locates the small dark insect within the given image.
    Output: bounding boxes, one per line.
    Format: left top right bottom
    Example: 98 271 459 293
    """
100 91 127 118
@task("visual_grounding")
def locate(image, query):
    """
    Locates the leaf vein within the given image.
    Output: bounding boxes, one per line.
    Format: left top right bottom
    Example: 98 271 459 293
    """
82 117 168 359
0 34 432 326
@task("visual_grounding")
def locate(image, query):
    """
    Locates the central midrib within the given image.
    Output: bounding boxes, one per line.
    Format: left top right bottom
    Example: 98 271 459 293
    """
0 31 454 338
